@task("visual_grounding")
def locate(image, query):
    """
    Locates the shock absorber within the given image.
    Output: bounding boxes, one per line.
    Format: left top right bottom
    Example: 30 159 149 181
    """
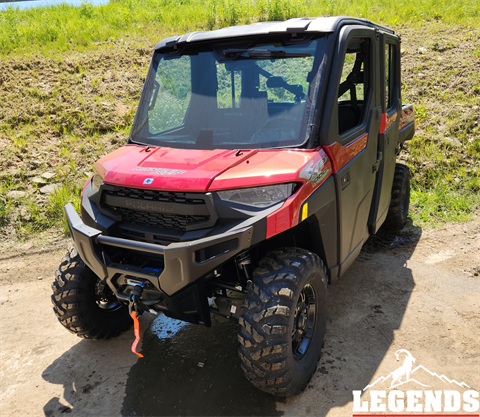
235 250 252 289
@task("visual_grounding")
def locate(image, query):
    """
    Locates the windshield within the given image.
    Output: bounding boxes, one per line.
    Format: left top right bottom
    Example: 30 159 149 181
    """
129 36 325 149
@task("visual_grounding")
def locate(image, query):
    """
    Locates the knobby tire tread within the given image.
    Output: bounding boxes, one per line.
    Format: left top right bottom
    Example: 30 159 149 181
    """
51 247 131 340
238 247 327 396
384 163 410 230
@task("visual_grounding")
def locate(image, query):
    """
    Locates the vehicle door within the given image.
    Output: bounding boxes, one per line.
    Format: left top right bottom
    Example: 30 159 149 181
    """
368 32 402 233
318 26 382 277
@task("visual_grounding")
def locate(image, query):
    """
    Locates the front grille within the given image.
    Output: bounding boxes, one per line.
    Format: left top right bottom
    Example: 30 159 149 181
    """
102 186 212 232
105 187 206 205
116 207 209 230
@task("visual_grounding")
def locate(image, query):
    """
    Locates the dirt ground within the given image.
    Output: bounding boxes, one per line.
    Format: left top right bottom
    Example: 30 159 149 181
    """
0 214 479 417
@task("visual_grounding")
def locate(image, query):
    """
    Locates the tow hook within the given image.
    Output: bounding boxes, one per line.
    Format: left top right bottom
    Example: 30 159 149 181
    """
128 284 145 316
129 284 145 358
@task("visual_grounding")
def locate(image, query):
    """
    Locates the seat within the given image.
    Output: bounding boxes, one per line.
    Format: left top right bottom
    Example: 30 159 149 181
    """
251 102 305 145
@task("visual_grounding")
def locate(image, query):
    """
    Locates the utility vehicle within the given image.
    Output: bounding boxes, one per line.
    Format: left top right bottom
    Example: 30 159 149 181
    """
52 16 415 396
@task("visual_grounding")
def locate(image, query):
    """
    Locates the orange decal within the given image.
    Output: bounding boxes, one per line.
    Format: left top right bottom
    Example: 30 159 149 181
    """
379 112 398 134
324 133 368 173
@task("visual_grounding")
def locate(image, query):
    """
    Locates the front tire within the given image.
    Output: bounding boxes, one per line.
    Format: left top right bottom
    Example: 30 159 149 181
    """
238 248 327 396
51 247 131 339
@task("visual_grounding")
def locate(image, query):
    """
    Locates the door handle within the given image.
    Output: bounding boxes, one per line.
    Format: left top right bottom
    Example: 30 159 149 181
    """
341 170 350 189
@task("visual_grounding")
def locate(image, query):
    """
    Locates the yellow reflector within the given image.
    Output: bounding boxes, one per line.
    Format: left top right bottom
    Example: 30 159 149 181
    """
302 203 308 221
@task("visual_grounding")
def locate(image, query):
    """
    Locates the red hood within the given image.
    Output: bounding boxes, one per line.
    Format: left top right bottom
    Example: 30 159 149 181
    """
94 144 319 192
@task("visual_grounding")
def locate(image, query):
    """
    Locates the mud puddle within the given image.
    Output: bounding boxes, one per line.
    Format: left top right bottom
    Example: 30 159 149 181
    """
122 316 282 416
150 314 189 339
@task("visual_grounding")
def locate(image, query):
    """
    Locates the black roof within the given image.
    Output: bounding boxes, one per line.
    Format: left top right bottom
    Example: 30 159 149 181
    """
154 16 395 50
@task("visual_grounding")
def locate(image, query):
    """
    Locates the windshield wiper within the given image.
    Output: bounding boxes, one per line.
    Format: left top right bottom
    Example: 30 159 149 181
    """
223 49 311 59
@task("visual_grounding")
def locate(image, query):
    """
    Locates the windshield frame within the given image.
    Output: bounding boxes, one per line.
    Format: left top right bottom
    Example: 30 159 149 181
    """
128 34 327 150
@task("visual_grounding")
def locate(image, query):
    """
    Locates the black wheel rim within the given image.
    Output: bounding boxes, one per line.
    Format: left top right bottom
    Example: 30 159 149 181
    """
292 283 316 360
95 281 123 311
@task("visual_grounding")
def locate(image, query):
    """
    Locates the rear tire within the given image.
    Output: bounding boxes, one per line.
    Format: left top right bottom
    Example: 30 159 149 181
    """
51 247 131 339
238 248 327 396
384 163 410 230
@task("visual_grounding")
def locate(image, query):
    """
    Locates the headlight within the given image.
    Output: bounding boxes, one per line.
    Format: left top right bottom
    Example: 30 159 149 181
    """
217 184 295 208
91 173 103 191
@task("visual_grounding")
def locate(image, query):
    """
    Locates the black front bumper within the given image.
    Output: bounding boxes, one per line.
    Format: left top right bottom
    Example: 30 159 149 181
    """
66 202 253 297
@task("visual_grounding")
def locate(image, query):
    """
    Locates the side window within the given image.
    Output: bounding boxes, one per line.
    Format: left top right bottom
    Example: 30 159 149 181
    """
338 37 371 135
385 43 396 111
149 55 191 132
385 44 390 110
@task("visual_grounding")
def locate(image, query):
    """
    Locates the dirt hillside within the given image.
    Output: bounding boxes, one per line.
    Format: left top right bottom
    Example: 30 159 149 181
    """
1 22 479 242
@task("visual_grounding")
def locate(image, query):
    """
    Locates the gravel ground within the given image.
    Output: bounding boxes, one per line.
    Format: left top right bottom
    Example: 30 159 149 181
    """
1 214 478 416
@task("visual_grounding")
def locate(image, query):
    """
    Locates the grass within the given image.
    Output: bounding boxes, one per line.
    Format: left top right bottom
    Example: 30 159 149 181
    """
0 0 479 239
0 44 140 239
398 24 480 226
407 134 480 226
0 174 82 236
1 0 479 56
411 186 479 225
